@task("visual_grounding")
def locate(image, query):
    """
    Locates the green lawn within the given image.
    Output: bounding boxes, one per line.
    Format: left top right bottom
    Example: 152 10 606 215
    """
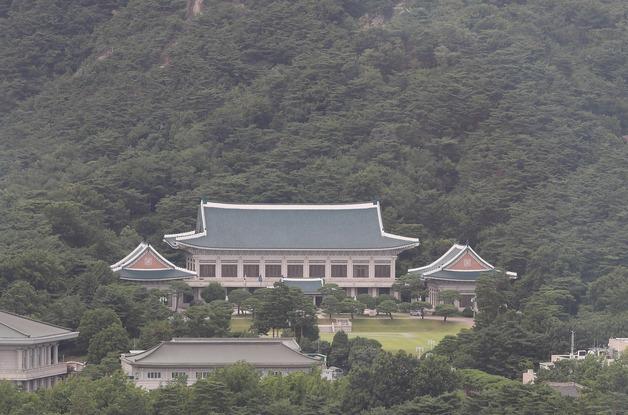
319 317 469 355
230 317 253 332
230 316 470 355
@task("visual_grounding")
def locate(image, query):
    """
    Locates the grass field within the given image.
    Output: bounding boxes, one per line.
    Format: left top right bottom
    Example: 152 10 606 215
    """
319 317 470 354
231 316 470 355
230 318 253 332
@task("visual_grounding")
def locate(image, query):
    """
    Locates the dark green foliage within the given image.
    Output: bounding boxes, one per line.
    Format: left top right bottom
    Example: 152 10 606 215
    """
356 294 377 310
138 319 174 349
77 307 123 353
0 0 626 411
433 314 547 378
328 331 350 370
348 337 382 370
376 300 397 319
152 382 190 415
87 322 131 363
433 304 457 322
321 295 341 319
252 283 316 339
461 307 474 318
342 350 459 413
0 281 46 316
188 379 233 415
228 288 251 315
184 301 231 337
201 282 225 303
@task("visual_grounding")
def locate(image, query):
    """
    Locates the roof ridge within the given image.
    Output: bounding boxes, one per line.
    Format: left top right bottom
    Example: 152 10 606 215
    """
201 201 379 210
0 309 73 333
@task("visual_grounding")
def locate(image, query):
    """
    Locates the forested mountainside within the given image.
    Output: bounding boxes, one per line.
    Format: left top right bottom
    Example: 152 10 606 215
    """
0 0 627 385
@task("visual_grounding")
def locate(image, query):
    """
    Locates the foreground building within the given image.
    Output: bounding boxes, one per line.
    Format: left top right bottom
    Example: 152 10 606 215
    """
407 244 515 309
164 201 419 299
121 338 322 389
0 310 79 391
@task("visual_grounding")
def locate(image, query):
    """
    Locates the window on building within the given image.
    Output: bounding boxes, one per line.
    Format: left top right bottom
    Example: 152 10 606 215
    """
309 264 325 278
374 265 391 278
357 287 369 295
147 372 162 379
171 372 186 379
287 264 303 278
331 264 347 278
199 264 216 278
243 264 260 278
196 372 209 379
221 264 238 278
353 265 369 278
265 264 282 278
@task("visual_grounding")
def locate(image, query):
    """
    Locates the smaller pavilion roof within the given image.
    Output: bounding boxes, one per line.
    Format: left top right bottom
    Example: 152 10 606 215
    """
111 242 196 282
0 310 79 345
121 338 320 368
408 243 513 282
280 278 324 295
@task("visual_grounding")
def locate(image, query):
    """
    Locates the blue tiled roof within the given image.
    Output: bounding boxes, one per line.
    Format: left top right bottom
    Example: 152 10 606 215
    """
281 279 324 295
118 268 194 281
165 202 419 250
424 269 495 281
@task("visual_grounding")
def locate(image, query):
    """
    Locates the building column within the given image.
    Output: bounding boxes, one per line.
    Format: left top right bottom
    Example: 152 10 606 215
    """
193 287 203 302
237 257 243 279
304 258 309 278
281 258 287 278
54 345 59 364
17 349 23 370
347 259 353 279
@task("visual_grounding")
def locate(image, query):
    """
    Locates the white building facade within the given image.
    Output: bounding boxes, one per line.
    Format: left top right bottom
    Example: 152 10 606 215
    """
0 311 79 391
121 338 322 390
164 201 419 300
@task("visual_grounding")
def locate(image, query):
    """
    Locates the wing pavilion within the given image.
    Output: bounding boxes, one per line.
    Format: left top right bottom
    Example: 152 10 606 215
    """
111 242 197 308
407 243 516 310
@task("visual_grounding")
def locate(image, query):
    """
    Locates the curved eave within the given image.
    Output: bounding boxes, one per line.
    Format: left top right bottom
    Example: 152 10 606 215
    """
119 276 193 282
0 331 79 345
407 244 466 273
169 239 419 252
121 360 318 368
421 276 480 282
111 242 184 272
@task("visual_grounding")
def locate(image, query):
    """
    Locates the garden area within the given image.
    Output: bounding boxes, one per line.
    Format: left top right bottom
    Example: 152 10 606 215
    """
319 316 471 355
230 315 471 355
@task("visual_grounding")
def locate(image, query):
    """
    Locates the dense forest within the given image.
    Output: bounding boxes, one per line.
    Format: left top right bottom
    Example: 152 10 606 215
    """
0 0 627 413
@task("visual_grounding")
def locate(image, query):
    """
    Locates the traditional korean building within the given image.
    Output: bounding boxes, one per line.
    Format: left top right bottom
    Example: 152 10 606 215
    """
111 242 197 308
164 201 419 299
0 310 79 391
121 337 322 389
407 243 515 310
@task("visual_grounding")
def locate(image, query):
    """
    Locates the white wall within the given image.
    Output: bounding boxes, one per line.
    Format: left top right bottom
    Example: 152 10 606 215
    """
0 348 17 370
